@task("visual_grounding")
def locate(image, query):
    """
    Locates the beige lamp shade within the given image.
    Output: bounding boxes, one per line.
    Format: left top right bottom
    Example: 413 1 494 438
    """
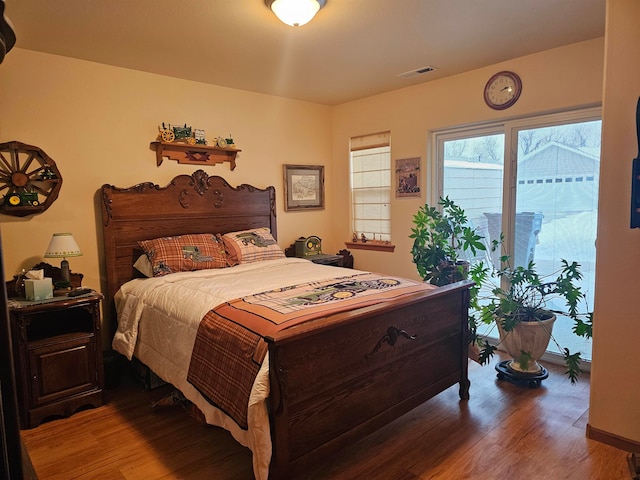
44 233 82 284
44 233 82 258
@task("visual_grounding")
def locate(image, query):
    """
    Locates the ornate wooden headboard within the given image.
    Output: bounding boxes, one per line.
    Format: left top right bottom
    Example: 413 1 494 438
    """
100 170 277 306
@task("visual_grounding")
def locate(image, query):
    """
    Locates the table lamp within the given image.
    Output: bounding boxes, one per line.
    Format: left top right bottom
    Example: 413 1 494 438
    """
44 233 82 283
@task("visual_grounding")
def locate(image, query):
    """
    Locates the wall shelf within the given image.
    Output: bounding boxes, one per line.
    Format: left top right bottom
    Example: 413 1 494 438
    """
0 141 63 217
151 141 241 170
344 241 395 253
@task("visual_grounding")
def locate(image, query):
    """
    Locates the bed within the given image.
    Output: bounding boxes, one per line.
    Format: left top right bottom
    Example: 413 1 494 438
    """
100 170 472 480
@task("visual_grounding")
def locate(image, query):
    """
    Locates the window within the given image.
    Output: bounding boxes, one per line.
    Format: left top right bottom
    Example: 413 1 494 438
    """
350 132 391 244
434 108 600 363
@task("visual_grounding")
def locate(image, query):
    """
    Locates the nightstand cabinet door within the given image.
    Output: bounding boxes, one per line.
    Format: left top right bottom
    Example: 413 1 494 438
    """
28 332 98 407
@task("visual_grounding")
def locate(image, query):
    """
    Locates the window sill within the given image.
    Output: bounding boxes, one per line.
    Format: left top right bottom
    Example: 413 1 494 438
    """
344 241 395 253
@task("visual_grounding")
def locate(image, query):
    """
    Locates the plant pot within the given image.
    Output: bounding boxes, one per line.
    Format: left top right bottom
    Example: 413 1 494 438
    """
455 260 470 279
497 312 556 374
435 259 470 286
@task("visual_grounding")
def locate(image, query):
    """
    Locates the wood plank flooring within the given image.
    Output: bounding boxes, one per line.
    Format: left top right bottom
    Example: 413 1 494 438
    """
21 353 630 479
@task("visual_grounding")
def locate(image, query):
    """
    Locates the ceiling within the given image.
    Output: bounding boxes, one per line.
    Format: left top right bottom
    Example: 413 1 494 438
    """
5 0 606 106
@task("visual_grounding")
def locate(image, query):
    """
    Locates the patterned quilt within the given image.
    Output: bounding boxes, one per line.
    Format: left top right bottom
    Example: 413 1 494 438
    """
187 272 432 429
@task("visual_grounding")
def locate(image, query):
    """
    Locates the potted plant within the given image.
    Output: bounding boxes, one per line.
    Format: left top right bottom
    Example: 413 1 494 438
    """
410 196 486 286
411 199 592 384
468 241 593 384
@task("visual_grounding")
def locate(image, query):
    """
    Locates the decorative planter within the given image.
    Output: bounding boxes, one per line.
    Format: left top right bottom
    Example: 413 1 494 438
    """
498 312 556 374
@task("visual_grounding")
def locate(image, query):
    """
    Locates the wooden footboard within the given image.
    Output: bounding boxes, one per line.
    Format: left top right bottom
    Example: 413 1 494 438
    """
266 280 471 479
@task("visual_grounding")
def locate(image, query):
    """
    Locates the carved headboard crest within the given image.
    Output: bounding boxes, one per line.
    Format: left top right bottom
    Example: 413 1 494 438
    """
102 170 228 225
180 170 224 208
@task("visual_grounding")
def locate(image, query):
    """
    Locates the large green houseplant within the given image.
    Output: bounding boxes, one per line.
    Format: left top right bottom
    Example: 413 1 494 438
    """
468 241 593 384
410 197 486 286
410 198 593 384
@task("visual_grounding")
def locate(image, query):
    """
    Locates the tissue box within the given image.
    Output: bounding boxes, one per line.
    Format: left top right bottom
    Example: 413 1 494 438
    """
24 278 53 301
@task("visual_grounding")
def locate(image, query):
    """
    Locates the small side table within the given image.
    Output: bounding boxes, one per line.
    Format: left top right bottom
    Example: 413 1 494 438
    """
8 292 104 429
306 254 345 267
284 242 354 268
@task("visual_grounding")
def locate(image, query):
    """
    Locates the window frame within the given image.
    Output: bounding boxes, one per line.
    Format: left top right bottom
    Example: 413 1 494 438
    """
431 106 601 263
348 132 395 252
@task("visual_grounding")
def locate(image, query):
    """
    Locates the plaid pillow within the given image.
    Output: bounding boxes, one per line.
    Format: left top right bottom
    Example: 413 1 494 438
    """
221 227 285 264
139 233 232 277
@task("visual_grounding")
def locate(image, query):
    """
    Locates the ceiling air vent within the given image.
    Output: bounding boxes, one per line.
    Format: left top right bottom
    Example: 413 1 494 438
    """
397 66 438 79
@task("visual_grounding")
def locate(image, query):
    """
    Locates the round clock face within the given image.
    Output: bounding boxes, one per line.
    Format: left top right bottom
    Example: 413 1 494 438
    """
484 71 522 110
217 137 227 147
306 236 321 253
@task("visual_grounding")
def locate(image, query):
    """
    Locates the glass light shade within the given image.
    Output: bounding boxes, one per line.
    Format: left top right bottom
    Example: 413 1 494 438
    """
44 233 82 258
270 0 322 26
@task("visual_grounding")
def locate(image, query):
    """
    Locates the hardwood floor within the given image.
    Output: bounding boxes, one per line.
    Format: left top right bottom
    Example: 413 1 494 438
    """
21 353 630 479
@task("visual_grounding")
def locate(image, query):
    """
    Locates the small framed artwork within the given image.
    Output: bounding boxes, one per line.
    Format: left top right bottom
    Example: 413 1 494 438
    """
284 164 325 211
395 157 421 198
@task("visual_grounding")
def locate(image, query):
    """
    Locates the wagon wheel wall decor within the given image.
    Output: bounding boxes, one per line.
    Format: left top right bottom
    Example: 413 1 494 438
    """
0 141 63 217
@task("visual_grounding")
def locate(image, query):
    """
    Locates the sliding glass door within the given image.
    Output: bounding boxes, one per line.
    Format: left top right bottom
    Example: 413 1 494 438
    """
435 108 600 361
512 120 600 359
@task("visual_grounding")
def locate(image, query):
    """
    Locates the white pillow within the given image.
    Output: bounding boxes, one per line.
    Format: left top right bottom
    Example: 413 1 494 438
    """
133 254 154 278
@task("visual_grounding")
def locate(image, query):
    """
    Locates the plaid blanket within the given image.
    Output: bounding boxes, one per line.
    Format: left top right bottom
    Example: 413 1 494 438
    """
187 272 432 429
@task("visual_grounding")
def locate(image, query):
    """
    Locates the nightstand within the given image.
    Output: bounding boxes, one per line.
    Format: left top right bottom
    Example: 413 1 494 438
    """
8 292 104 429
305 254 345 267
284 242 354 268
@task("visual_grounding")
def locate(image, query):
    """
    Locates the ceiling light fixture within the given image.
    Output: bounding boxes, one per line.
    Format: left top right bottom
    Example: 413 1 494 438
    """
265 0 326 27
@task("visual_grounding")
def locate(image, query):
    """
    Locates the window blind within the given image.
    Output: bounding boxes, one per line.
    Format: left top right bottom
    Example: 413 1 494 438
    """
350 132 391 242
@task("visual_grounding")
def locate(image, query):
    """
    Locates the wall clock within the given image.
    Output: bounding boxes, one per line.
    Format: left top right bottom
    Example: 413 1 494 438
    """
0 141 63 217
484 71 522 110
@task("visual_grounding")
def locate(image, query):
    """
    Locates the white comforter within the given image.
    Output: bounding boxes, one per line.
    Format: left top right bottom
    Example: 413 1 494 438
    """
112 257 361 480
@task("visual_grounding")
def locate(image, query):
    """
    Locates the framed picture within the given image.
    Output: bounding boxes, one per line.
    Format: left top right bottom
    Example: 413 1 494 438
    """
395 156 421 198
284 164 325 211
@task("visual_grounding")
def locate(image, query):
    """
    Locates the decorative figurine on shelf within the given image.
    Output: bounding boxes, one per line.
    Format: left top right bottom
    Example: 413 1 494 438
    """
157 123 200 145
352 232 358 242
3 190 39 207
360 233 368 243
158 123 176 142
171 124 195 144
39 166 57 180
194 129 207 145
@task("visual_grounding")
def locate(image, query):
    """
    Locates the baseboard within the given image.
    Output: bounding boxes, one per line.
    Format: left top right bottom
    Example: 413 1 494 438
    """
586 423 640 452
